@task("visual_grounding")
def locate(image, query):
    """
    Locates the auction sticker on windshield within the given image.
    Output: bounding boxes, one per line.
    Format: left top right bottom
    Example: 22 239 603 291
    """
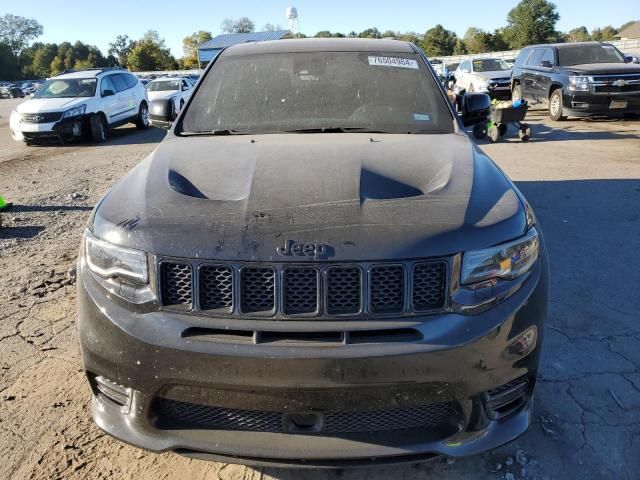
368 56 419 69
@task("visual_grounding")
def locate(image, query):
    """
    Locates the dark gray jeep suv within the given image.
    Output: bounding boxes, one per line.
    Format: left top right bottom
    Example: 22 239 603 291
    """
77 39 548 467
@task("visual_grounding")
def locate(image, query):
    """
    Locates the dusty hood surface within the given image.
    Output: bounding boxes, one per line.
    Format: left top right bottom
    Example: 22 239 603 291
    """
93 133 526 261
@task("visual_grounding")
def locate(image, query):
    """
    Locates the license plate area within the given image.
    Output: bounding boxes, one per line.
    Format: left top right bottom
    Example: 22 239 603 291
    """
610 100 628 109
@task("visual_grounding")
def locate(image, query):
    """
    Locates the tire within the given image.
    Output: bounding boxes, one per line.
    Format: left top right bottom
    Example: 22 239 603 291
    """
519 123 531 142
179 99 185 110
512 84 522 102
89 114 108 143
498 123 508 137
135 102 149 129
472 124 486 139
488 125 499 143
549 88 566 121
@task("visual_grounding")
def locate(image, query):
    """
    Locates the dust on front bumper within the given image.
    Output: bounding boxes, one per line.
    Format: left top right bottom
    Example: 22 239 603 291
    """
76 255 547 466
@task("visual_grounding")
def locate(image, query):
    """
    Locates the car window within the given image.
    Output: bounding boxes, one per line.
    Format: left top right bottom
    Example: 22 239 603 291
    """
101 76 117 95
111 74 128 92
540 49 555 66
525 49 545 67
124 73 138 88
515 49 531 68
558 44 625 66
34 78 97 98
460 61 470 71
180 51 454 135
472 59 511 72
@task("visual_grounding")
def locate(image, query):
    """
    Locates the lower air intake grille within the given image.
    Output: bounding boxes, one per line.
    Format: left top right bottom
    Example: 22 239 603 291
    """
160 263 192 307
241 267 275 313
154 398 460 434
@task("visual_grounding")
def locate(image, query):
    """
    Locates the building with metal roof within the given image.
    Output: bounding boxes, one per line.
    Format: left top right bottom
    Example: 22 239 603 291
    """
198 30 290 63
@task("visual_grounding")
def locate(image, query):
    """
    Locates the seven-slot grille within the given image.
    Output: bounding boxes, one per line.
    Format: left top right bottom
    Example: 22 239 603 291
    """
158 259 447 317
21 112 64 123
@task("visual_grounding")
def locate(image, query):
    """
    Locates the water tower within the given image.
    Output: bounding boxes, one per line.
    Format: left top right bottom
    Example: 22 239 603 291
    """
285 7 299 35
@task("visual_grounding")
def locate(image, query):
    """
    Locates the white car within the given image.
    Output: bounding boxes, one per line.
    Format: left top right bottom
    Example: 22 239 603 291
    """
10 68 150 145
454 58 513 99
146 77 194 122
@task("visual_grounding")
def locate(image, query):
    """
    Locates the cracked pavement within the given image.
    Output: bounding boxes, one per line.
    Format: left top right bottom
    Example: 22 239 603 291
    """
0 98 639 479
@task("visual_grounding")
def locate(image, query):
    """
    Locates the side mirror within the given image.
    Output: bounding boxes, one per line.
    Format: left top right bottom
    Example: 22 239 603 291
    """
539 60 553 68
460 92 491 127
148 98 175 130
102 89 115 97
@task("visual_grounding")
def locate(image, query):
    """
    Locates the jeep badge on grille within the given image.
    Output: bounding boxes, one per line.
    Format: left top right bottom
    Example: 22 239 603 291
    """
277 240 330 259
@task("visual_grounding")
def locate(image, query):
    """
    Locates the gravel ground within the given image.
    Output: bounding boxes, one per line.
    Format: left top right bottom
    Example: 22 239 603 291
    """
0 97 639 480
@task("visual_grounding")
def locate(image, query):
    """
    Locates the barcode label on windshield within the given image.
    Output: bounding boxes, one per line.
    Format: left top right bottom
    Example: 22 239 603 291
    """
368 56 419 69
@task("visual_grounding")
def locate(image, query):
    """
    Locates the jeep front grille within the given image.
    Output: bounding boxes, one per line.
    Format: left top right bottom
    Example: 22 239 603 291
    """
158 259 447 318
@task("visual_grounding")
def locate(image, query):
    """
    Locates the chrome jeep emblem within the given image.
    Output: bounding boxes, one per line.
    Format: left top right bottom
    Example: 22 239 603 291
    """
613 79 627 87
277 240 330 259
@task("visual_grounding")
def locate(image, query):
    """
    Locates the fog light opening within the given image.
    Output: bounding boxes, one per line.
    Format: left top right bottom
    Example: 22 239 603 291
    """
502 326 537 360
485 376 530 419
93 374 132 408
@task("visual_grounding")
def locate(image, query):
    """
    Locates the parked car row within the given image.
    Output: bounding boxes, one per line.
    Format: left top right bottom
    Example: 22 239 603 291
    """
446 41 640 120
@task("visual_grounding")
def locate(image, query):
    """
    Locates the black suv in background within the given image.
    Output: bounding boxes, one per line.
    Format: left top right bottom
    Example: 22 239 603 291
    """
511 42 640 120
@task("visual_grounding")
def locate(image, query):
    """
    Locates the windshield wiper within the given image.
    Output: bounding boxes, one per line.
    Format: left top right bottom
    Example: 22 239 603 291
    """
285 127 391 134
179 129 249 136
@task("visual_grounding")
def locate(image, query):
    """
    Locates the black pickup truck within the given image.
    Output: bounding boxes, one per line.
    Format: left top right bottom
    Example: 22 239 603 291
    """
511 41 640 120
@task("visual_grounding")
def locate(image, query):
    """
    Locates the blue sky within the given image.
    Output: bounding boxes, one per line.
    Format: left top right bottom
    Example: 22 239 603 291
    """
4 0 639 57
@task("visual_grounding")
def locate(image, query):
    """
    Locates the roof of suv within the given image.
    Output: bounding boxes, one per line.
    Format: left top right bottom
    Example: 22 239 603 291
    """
53 68 127 80
222 38 416 56
523 41 614 50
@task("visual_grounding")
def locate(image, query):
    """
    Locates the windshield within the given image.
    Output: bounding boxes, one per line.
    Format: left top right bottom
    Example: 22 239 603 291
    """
473 59 511 72
147 80 181 92
448 63 459 71
33 78 96 98
180 51 453 135
558 44 625 66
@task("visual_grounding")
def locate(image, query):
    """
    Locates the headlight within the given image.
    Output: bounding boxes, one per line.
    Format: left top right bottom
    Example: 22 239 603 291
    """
62 104 87 119
568 75 590 92
461 227 539 285
85 229 148 284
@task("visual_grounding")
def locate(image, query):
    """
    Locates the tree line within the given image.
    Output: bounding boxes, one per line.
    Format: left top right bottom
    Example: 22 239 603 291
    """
1 0 637 80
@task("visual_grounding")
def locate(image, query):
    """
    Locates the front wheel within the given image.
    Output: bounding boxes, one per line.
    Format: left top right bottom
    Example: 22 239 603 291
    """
549 88 566 121
135 102 149 129
89 114 108 143
472 124 486 139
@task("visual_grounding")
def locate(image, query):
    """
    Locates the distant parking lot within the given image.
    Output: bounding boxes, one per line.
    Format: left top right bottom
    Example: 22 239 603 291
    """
0 97 639 479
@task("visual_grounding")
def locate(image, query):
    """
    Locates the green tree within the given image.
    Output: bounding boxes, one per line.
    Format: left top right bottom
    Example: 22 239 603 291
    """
0 42 20 79
398 32 421 44
358 28 382 39
591 25 618 41
567 26 590 42
464 28 495 53
421 24 457 56
503 0 560 48
182 30 212 68
453 38 468 55
127 32 176 71
30 43 57 77
0 14 43 57
220 17 255 34
108 35 135 68
381 30 399 39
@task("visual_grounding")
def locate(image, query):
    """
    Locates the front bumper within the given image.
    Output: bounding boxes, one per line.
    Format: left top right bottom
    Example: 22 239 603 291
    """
10 114 86 143
77 253 548 467
563 91 640 117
